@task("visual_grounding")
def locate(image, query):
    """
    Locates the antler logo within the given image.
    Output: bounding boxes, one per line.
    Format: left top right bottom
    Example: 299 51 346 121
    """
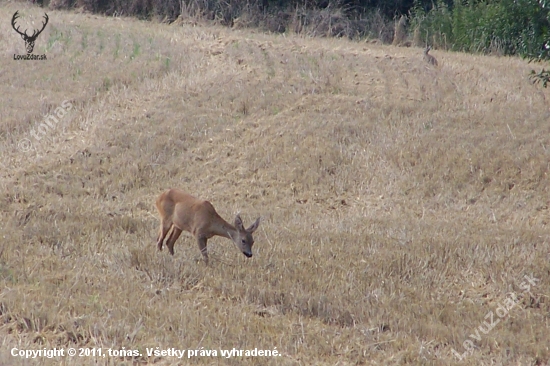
11 11 49 54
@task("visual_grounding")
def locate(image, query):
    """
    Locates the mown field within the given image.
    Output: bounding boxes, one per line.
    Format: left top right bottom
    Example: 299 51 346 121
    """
1 2 549 365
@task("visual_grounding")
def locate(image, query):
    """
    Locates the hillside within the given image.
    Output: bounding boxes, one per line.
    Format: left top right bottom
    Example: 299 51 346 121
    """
1 2 550 365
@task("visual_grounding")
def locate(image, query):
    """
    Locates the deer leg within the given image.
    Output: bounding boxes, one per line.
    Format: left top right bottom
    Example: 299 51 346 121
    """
197 237 208 265
165 227 182 255
157 220 172 251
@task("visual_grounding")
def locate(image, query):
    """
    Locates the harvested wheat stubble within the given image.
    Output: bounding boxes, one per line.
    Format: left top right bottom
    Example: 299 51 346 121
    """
0 2 549 365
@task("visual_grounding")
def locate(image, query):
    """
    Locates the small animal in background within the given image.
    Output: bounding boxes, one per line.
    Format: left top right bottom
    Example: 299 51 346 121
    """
155 189 261 265
423 45 438 66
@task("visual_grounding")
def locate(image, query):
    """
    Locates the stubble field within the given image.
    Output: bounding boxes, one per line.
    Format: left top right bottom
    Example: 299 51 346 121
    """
1 2 550 365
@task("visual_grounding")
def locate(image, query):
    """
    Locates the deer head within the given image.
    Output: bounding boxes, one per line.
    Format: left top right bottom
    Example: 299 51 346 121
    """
233 214 261 258
12 11 49 54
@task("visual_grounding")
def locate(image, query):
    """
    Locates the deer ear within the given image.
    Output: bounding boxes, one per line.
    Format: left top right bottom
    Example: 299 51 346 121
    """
234 214 244 230
247 217 260 233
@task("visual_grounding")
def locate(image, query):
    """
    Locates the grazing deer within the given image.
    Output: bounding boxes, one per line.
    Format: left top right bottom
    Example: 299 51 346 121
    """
423 45 438 66
155 189 260 265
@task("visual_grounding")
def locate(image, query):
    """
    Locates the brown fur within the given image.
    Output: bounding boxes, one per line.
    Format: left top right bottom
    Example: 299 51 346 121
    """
424 45 438 66
155 189 260 264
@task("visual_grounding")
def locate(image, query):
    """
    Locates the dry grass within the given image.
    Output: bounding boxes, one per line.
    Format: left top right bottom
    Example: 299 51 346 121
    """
1 2 550 365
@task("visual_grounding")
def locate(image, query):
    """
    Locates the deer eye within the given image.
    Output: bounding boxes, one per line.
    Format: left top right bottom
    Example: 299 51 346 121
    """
241 239 246 244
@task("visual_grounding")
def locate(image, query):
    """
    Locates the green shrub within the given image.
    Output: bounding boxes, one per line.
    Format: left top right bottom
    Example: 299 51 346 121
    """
411 0 550 58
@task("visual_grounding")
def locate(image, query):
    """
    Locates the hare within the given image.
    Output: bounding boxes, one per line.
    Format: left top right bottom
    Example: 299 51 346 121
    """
423 46 438 66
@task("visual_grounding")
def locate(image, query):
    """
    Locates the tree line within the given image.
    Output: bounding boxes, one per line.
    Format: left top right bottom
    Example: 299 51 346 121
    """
43 0 549 85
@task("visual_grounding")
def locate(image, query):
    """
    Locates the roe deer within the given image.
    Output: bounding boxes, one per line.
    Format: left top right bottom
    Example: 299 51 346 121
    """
423 45 438 66
155 189 260 265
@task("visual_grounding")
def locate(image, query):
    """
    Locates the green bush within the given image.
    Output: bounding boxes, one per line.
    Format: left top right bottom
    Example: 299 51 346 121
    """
411 0 550 58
